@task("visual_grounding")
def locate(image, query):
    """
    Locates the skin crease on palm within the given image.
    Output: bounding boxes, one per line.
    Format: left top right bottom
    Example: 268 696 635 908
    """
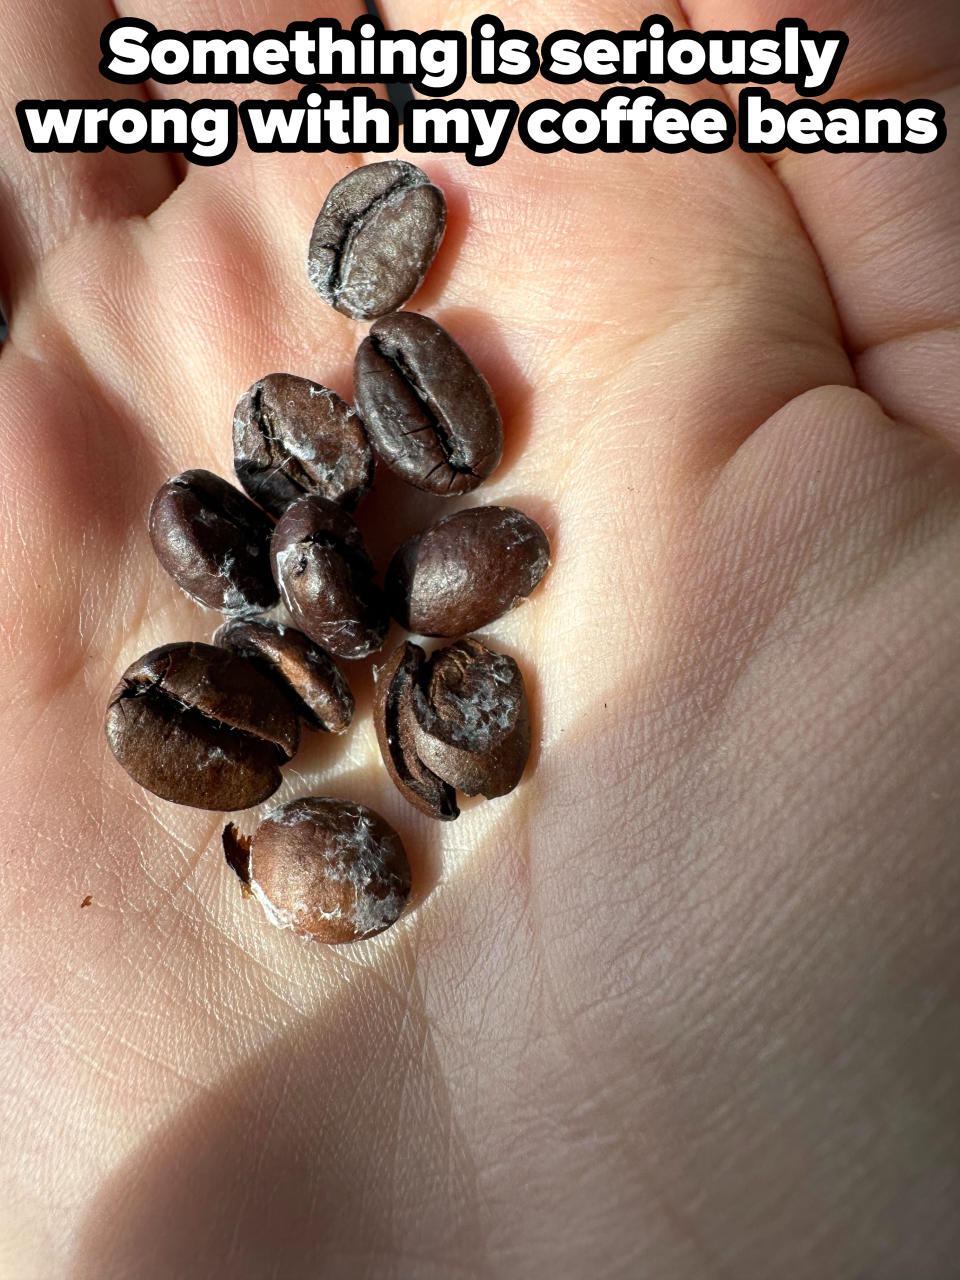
0 0 958 1274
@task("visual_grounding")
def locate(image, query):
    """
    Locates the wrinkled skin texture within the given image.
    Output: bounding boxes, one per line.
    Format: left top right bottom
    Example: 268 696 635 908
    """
0 3 958 1278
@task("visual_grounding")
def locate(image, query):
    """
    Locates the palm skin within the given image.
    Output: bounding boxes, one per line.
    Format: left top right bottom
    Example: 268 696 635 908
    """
0 1 958 1277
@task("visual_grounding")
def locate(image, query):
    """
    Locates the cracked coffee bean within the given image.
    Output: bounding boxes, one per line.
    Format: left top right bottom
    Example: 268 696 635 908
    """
374 638 530 819
271 495 389 660
374 642 459 821
104 642 299 810
386 506 550 637
233 373 373 517
149 469 278 615
354 312 502 496
214 616 354 734
307 160 446 321
411 638 530 798
223 797 411 943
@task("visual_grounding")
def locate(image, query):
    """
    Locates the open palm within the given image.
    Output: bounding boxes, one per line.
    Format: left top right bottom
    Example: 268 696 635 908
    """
1 2 958 1277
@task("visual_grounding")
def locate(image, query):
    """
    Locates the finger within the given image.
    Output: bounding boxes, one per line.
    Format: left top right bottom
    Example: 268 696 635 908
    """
0 0 179 313
681 1 960 445
111 1 377 288
379 0 852 464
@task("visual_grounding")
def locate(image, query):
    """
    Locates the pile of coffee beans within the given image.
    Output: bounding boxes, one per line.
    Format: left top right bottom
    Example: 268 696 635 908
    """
104 161 550 945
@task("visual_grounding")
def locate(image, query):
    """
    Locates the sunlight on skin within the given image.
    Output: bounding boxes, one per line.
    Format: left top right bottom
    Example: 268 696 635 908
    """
0 1 958 1276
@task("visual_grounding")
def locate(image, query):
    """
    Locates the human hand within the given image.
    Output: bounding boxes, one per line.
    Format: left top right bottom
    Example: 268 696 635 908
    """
1 2 957 1276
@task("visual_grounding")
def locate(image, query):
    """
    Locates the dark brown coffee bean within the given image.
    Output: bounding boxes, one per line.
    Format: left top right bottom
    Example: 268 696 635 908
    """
386 506 550 637
104 642 299 810
149 469 277 615
214 617 353 734
271 495 388 660
233 374 373 517
354 312 502 495
373 638 530 817
307 161 446 320
411 639 530 798
373 642 459 821
223 797 411 943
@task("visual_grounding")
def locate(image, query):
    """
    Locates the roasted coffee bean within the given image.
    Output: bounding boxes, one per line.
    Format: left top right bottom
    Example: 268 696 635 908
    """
214 617 353 734
354 312 502 495
386 506 550 637
411 639 530 798
233 374 373 517
271 495 389 660
307 161 446 320
104 642 299 810
374 638 530 817
149 469 277 615
224 797 411 943
373 642 459 821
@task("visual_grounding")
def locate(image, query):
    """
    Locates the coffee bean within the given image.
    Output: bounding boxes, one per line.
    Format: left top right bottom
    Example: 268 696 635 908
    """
271 495 389 660
214 617 354 734
104 642 299 810
411 638 530 798
149 470 277 615
223 797 411 943
233 374 373 517
386 506 550 637
354 312 502 495
374 637 530 817
373 642 459 821
307 161 446 320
